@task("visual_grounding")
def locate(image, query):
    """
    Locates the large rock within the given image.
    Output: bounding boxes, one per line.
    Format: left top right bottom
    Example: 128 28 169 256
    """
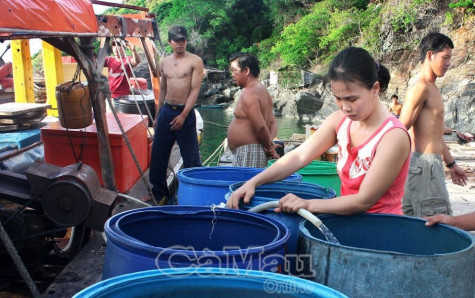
294 90 323 119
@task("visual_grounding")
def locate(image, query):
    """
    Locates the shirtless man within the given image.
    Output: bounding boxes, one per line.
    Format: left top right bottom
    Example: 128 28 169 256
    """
149 25 204 203
227 52 279 167
399 32 467 217
388 94 403 118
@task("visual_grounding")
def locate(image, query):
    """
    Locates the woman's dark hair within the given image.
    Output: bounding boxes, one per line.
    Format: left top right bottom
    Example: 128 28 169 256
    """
327 47 390 93
419 32 454 63
229 52 260 77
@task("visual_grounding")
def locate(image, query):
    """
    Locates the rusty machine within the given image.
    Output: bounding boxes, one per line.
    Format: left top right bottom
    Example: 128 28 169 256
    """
0 161 119 295
0 162 117 280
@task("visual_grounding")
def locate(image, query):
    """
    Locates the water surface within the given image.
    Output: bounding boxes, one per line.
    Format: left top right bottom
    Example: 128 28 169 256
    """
197 107 306 164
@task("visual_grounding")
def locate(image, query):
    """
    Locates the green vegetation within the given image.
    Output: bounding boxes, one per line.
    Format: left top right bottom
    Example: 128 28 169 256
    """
389 0 431 33
445 0 474 25
449 0 474 11
32 51 43 73
105 0 465 72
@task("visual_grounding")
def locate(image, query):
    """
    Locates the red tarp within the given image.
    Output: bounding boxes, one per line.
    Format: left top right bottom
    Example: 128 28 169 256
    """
0 0 97 36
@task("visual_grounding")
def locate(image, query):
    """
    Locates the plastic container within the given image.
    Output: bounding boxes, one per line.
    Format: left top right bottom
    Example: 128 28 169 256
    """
75 268 347 297
227 180 335 275
102 206 290 280
304 124 318 139
299 213 475 297
268 160 341 196
113 94 155 127
129 77 148 90
55 81 92 129
176 166 302 206
41 113 147 193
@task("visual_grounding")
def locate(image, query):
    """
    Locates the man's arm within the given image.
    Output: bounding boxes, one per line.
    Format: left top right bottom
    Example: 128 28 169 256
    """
399 83 427 130
241 93 274 153
129 44 141 66
388 104 393 113
268 113 278 140
441 140 467 186
154 61 167 128
425 211 475 231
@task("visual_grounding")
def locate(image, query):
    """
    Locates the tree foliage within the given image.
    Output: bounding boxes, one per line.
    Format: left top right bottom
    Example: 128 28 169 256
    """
110 0 459 72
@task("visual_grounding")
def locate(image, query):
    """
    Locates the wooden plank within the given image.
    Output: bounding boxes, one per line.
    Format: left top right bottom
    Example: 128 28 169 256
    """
42 232 106 298
0 102 51 116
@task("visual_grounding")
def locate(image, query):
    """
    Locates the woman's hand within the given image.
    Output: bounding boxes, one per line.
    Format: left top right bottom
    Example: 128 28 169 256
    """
275 193 308 213
226 182 256 209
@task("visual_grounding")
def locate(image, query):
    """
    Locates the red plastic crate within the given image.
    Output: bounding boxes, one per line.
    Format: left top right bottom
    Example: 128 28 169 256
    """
41 113 148 193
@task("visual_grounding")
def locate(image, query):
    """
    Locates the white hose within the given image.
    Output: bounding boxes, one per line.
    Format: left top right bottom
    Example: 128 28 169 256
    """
248 201 322 228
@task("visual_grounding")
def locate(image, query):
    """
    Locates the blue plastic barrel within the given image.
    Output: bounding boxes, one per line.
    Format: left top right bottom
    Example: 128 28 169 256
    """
268 159 341 196
176 166 302 206
227 180 335 275
102 206 290 280
299 213 475 297
75 268 348 297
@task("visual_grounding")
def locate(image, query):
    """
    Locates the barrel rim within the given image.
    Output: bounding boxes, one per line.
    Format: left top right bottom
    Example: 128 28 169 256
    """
75 268 348 297
112 208 283 247
229 180 336 198
105 206 290 256
299 213 475 257
177 166 302 186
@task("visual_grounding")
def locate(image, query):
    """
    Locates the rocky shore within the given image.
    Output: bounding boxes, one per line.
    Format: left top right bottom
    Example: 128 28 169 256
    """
445 142 475 235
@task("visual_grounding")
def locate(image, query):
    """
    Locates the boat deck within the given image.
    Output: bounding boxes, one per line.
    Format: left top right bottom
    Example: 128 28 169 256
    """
42 144 183 297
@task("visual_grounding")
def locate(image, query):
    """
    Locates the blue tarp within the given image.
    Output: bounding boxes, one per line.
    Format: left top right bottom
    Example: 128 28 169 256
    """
0 128 41 151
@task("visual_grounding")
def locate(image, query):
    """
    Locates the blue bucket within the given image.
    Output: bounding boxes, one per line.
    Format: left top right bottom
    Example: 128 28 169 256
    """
299 213 475 297
227 180 335 275
177 166 302 206
102 206 290 280
75 268 348 297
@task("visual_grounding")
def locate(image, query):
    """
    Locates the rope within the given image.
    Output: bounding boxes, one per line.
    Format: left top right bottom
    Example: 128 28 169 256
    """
56 68 91 171
202 139 226 166
112 39 153 138
106 95 158 205
0 193 43 297
203 119 229 128
117 39 154 135
0 222 41 297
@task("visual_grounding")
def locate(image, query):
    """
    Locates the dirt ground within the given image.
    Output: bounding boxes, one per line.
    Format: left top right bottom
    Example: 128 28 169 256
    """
444 142 475 234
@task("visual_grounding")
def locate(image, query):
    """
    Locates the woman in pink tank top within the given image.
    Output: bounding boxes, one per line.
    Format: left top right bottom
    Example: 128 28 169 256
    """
227 47 411 216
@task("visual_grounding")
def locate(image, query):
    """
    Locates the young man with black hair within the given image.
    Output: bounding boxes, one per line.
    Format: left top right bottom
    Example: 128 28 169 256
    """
149 25 204 203
388 94 403 118
399 32 467 217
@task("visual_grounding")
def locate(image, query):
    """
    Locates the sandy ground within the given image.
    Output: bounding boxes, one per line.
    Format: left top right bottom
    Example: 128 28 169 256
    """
444 142 475 235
